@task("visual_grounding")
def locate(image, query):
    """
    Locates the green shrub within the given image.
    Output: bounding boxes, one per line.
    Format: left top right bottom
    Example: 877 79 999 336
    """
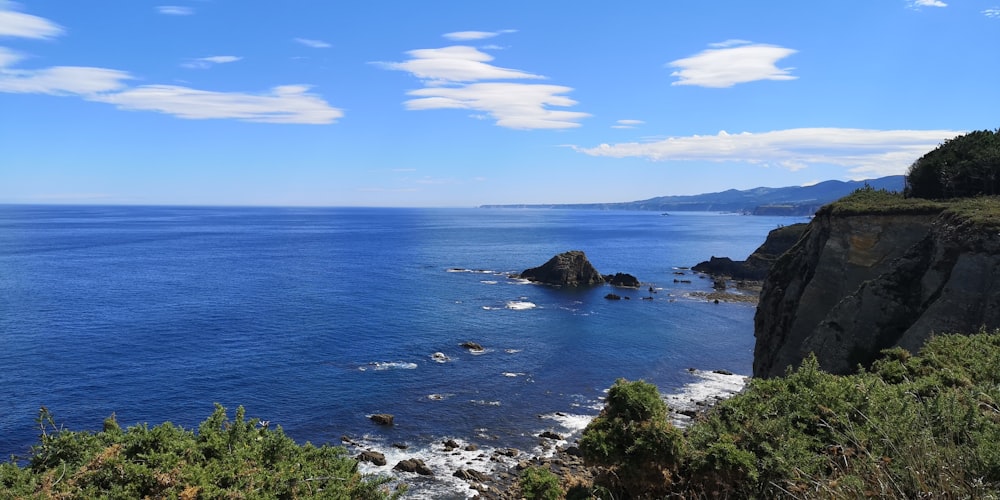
0 404 402 499
579 378 685 497
519 466 563 500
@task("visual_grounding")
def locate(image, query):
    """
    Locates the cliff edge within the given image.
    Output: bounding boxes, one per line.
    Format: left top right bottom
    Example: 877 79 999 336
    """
754 193 1000 378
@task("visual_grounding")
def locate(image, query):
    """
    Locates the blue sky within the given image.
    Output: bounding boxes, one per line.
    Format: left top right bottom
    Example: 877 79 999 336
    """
1 1 997 207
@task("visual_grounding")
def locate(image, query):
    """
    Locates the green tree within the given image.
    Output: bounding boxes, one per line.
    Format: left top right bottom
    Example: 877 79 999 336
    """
905 129 1000 199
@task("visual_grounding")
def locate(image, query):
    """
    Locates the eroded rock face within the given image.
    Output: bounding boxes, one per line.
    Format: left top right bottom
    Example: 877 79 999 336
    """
753 209 1000 378
520 250 605 286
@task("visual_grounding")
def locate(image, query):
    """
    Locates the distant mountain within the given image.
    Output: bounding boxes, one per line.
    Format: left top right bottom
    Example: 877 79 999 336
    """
480 175 905 216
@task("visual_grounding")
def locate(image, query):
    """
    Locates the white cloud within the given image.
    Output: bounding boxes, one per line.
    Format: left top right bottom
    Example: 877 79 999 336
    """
0 64 132 95
984 8 1000 17
573 128 964 178
379 41 587 129
405 82 588 130
709 39 753 48
0 3 64 39
182 55 242 69
156 6 194 16
92 84 344 124
668 41 797 88
909 0 947 8
294 38 331 48
0 4 339 125
443 29 515 41
378 45 543 84
613 119 644 129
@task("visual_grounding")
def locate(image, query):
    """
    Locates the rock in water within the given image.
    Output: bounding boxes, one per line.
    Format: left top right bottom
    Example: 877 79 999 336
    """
606 272 641 288
520 250 605 286
370 414 394 426
394 458 434 476
357 450 387 466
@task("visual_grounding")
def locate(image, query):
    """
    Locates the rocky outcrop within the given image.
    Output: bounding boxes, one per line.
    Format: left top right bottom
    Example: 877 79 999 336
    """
754 207 1000 378
520 250 605 286
694 223 807 280
605 272 641 288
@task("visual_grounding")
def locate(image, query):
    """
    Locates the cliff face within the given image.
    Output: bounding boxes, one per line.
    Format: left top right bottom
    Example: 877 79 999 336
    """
753 209 1000 378
693 223 808 280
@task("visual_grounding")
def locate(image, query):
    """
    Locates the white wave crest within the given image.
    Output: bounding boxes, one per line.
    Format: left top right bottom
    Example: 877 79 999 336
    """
505 300 536 310
470 399 501 406
665 369 747 428
502 372 526 378
430 352 450 363
366 361 418 371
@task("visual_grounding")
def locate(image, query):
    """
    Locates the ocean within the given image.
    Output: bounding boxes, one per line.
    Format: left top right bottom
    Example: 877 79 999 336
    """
0 205 806 497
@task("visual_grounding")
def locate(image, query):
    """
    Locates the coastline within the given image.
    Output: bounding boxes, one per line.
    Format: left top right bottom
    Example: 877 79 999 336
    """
346 369 748 499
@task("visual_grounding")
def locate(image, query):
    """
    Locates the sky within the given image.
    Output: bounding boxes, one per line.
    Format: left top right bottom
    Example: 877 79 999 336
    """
1 1 998 207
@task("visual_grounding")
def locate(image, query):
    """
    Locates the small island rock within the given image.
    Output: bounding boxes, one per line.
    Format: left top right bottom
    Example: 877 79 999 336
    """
520 250 605 287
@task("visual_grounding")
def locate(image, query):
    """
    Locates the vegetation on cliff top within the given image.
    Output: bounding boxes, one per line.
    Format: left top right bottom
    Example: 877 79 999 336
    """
905 128 1000 200
574 332 1000 498
0 404 401 499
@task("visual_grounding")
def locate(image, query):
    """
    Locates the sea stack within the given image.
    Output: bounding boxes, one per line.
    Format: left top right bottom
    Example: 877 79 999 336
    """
520 250 605 287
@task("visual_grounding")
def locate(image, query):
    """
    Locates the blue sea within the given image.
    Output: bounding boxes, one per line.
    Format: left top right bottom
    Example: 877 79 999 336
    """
0 205 805 497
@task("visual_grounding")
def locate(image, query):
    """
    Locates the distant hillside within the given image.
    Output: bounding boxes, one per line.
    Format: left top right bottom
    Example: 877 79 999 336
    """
481 175 905 216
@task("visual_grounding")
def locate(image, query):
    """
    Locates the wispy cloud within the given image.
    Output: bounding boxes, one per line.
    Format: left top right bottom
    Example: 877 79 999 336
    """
405 82 588 130
294 37 331 49
377 38 588 129
573 128 964 177
909 0 947 8
0 64 132 95
612 119 644 129
181 55 242 69
442 29 516 41
156 5 194 16
984 8 1000 17
0 3 64 38
93 85 343 124
668 40 797 88
377 45 543 84
0 5 341 124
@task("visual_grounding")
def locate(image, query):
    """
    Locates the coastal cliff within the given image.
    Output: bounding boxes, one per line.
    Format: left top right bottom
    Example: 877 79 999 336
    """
753 193 1000 378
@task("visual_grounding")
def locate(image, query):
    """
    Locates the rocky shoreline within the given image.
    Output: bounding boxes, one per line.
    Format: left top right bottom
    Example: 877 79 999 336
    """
343 369 748 498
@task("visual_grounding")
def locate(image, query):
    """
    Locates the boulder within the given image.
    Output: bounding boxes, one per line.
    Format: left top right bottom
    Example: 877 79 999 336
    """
539 431 563 440
520 250 605 286
394 458 434 476
357 450 387 466
604 293 621 300
369 414 394 426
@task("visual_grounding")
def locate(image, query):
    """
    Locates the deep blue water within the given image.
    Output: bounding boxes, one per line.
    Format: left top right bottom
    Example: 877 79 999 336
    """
0 205 805 495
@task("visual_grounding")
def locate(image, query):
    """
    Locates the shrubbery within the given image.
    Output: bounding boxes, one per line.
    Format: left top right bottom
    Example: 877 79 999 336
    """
905 129 1000 200
519 466 563 500
0 404 402 499
578 332 1000 498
